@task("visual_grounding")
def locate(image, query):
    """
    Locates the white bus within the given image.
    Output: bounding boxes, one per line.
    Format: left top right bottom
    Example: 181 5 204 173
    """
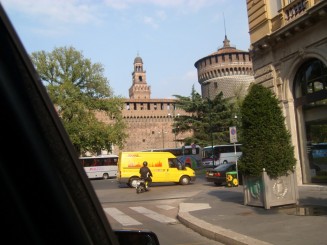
202 144 242 168
143 144 202 169
79 154 118 179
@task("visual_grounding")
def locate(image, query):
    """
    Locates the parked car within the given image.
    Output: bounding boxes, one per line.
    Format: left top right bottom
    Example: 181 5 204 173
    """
0 4 159 244
206 163 242 186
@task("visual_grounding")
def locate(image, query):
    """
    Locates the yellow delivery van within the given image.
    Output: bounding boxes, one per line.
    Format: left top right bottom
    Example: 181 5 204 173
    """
117 152 196 187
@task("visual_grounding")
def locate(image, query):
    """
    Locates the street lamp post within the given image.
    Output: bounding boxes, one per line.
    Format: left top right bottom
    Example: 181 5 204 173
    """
207 84 214 167
168 111 180 148
230 114 239 183
210 118 214 167
159 127 167 148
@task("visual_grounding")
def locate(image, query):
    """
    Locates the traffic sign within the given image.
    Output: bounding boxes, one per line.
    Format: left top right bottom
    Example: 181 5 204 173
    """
229 126 237 143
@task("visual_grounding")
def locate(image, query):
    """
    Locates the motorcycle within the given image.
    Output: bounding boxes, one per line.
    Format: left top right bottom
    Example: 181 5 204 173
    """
136 178 149 194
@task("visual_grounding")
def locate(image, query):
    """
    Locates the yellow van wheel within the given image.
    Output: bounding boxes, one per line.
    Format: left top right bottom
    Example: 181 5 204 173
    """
179 176 190 185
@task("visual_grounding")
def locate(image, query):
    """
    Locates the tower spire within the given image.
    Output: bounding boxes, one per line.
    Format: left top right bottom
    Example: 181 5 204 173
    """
222 13 230 48
223 12 227 37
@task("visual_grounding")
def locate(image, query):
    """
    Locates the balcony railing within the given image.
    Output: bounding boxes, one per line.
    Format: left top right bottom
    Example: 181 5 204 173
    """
283 0 309 22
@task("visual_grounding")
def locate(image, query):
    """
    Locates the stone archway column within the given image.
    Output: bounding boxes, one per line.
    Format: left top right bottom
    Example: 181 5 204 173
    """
284 99 307 185
280 59 312 185
279 65 307 185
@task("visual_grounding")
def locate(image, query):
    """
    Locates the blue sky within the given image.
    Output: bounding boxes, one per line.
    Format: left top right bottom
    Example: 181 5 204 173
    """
1 0 251 99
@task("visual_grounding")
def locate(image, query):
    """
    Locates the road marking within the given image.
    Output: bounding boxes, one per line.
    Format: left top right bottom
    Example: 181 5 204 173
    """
130 206 177 223
104 208 141 226
157 205 175 210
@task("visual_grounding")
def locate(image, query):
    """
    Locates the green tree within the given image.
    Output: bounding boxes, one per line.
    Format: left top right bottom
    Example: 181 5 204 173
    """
173 86 233 146
238 84 296 178
310 124 327 143
31 46 127 155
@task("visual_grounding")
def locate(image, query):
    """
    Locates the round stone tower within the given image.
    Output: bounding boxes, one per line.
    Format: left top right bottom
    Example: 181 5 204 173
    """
194 35 254 100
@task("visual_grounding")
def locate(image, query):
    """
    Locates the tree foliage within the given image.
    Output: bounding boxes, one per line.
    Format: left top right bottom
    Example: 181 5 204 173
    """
238 84 296 178
310 124 327 143
31 46 127 155
173 85 234 146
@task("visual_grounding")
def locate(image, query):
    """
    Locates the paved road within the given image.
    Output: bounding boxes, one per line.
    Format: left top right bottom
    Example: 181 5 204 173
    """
92 177 224 245
90 173 327 245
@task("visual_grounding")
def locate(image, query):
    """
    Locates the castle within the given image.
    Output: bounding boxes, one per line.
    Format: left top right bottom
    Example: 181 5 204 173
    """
111 36 254 154
111 55 192 154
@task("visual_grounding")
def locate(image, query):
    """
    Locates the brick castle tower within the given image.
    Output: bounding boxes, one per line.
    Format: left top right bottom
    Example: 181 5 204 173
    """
111 54 191 154
194 35 254 100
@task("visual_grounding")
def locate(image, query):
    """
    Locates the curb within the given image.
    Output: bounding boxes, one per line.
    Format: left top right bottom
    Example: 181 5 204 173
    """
177 211 272 245
298 184 327 191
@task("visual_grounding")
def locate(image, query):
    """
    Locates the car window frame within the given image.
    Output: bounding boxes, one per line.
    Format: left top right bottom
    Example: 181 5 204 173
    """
0 4 160 244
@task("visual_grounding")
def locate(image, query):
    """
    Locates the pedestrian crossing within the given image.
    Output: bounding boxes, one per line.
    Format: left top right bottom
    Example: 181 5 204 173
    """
104 208 142 226
130 206 176 223
104 205 177 226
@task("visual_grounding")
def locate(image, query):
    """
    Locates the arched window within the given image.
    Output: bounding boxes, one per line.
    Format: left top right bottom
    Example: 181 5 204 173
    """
294 58 327 107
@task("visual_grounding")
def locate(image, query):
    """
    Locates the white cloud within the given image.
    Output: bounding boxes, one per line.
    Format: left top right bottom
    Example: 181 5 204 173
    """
2 0 102 24
103 0 219 12
183 69 197 81
142 10 167 29
143 16 159 29
156 10 166 20
102 0 129 9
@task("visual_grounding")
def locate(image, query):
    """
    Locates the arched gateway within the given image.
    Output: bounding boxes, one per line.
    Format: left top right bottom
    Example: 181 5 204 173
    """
293 58 327 184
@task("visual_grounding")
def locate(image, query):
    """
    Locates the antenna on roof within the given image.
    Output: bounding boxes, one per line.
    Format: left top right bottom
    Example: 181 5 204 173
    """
223 12 227 37
221 13 231 48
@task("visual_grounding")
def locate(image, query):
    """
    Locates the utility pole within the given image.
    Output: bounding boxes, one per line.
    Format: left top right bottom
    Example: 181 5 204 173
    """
162 128 165 148
207 84 214 167
168 107 180 148
159 127 167 148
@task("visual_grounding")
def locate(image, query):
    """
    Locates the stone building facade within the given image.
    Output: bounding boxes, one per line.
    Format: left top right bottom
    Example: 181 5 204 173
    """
245 0 327 184
111 55 191 154
194 35 254 100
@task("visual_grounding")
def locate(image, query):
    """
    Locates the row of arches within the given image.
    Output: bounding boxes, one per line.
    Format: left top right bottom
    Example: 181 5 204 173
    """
131 85 149 90
199 53 251 67
199 67 253 82
134 65 143 72
123 115 174 120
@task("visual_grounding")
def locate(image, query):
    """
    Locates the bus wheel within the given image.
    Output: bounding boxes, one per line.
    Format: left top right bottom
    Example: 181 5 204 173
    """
102 173 109 179
129 177 139 188
179 176 190 185
223 160 228 164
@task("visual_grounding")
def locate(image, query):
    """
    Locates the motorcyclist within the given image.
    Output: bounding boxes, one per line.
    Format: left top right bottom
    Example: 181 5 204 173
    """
139 161 153 189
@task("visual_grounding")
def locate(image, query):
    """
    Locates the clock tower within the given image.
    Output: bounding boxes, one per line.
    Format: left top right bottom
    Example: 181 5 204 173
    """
129 54 151 99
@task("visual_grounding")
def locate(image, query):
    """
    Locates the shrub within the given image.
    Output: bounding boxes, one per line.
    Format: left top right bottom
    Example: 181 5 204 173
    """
238 84 296 178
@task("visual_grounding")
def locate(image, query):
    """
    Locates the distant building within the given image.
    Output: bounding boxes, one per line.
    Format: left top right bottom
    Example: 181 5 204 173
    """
245 0 327 185
194 35 254 100
110 55 192 154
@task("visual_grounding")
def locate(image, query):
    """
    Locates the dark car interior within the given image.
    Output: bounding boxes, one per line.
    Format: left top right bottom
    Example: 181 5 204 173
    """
0 3 159 244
